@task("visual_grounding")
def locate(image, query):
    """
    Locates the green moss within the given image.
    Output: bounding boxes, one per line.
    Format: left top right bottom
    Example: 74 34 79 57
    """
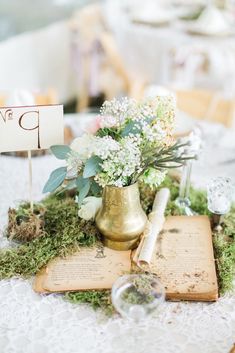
0 196 99 279
140 175 209 216
213 209 235 293
66 290 114 315
121 275 157 305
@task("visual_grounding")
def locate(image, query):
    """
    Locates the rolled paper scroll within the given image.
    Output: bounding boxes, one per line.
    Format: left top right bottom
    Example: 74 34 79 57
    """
134 188 170 269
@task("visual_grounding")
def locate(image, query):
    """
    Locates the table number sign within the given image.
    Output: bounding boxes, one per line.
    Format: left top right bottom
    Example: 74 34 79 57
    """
0 105 64 152
0 104 64 211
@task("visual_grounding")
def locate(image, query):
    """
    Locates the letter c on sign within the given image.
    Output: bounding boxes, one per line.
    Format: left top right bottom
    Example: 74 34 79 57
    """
19 111 41 149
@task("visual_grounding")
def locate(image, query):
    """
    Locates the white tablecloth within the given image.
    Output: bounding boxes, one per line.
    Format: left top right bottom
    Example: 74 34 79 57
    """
0 115 235 353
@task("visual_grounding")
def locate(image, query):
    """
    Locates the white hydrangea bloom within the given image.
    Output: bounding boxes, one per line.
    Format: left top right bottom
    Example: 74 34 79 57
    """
100 97 137 126
91 136 120 159
142 120 167 142
95 136 142 187
140 168 167 188
99 115 118 128
70 134 95 161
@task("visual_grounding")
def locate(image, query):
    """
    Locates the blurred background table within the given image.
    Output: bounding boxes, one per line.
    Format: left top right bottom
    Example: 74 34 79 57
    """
0 0 235 125
105 0 235 90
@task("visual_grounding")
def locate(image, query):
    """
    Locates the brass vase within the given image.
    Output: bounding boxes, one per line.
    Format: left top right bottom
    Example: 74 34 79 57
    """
95 183 147 251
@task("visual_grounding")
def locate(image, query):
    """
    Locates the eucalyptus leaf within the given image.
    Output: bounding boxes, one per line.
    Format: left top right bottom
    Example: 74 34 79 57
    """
77 176 89 191
51 145 71 160
77 179 91 205
91 180 102 196
83 156 102 178
43 167 67 193
56 179 77 195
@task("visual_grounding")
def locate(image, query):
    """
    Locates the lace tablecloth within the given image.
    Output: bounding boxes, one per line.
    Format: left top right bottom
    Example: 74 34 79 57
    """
0 120 235 353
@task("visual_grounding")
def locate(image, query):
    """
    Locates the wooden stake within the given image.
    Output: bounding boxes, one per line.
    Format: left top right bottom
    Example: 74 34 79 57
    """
27 150 33 213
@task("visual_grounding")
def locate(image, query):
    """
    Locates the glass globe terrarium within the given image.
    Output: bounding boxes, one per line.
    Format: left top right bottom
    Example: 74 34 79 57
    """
111 274 165 320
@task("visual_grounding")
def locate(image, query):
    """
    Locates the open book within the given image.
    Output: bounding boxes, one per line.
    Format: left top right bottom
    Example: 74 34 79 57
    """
34 215 218 301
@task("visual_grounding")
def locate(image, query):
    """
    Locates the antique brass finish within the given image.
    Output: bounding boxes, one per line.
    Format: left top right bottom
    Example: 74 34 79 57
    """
95 183 147 251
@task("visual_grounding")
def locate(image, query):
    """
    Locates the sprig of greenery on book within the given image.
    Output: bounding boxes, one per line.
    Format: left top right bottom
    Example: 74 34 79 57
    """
0 176 234 313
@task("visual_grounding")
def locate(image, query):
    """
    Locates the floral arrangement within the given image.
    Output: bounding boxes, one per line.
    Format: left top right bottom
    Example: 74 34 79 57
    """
43 97 191 204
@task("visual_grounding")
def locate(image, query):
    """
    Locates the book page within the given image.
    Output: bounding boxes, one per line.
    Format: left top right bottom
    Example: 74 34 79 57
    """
34 244 131 292
151 215 218 301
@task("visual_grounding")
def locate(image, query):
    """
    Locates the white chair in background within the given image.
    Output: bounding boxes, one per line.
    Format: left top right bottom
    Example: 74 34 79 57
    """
69 4 146 112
